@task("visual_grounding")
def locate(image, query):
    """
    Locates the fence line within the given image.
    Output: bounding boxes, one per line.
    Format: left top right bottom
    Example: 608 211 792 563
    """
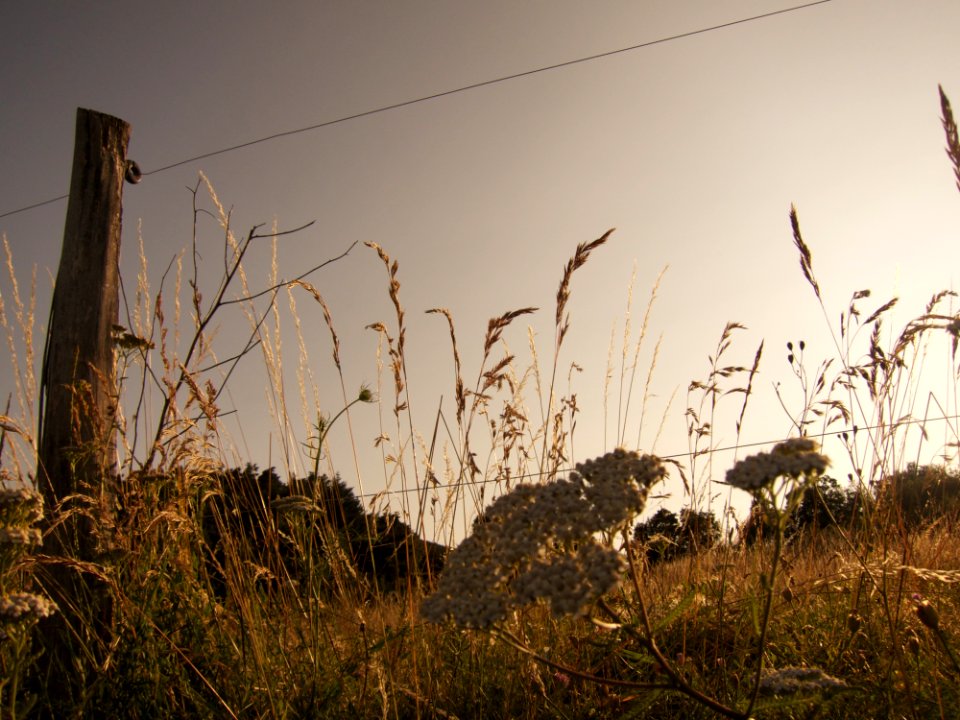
354 411 960 500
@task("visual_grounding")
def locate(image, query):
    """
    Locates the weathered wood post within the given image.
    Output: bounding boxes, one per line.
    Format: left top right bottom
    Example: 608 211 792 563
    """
35 109 131 707
38 108 129 541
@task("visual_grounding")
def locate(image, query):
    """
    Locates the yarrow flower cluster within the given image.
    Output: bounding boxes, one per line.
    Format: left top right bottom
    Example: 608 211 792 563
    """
421 448 666 629
0 473 57 715
0 475 55 618
725 438 830 492
0 479 43 526
758 666 847 695
0 526 42 547
0 592 57 623
0 482 46 583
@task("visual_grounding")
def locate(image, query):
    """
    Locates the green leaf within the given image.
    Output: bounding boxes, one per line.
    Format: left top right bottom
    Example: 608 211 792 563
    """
651 584 699 634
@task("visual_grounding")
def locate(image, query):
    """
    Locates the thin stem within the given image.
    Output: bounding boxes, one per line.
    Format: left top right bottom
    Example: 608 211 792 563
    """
613 535 745 718
492 625 671 691
596 597 745 720
312 395 368 477
744 500 784 718
934 626 960 678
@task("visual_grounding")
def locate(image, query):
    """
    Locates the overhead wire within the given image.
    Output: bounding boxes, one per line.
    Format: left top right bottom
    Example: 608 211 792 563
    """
356 410 960 500
3 0 848 503
0 0 834 221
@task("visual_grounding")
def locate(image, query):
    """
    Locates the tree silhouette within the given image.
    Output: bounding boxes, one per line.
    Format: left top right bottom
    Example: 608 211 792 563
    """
883 463 960 531
633 507 721 563
740 474 863 545
201 465 445 598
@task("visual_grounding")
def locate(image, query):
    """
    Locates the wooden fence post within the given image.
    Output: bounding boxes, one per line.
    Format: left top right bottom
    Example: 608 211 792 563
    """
34 108 131 709
38 108 129 537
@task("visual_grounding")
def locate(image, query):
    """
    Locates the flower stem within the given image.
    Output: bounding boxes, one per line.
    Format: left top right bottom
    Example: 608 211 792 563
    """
744 505 784 718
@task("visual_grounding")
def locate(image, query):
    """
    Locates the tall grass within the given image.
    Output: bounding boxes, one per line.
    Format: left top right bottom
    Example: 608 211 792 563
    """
0 90 959 718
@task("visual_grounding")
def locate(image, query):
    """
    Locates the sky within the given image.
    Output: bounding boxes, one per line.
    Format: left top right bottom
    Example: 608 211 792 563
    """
2 0 960 536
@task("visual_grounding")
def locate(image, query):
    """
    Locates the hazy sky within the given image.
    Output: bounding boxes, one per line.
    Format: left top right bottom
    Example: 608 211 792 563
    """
3 1 960 529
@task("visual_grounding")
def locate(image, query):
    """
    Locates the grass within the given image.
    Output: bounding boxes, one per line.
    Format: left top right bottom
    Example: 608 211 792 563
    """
0 88 959 718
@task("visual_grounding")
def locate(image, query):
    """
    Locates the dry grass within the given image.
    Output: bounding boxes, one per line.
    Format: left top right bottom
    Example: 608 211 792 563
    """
2 91 960 719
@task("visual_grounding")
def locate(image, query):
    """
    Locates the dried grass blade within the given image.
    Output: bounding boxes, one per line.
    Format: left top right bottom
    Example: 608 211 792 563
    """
940 84 960 194
790 205 820 300
555 229 614 328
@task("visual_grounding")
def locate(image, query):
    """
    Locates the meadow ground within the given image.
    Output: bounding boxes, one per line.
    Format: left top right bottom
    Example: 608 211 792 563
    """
2 90 960 719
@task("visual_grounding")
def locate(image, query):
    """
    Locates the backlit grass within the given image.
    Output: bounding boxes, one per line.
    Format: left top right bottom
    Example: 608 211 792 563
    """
0 88 959 719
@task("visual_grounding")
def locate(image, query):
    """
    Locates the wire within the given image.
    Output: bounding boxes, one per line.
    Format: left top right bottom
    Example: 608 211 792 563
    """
0 0 834 221
0 194 69 219
357 410 960 500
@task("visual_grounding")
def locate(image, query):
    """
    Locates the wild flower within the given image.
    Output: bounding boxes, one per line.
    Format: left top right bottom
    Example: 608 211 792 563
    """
725 438 829 493
421 449 665 629
914 593 941 631
906 628 922 657
0 526 42 547
0 469 57 718
0 481 43 525
0 592 57 623
513 543 625 617
552 671 571 688
911 592 960 677
758 666 847 695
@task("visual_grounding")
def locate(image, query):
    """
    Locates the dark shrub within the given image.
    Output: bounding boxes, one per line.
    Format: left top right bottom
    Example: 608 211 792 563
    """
739 474 864 545
289 471 446 591
883 463 960 531
633 507 721 563
200 464 291 598
679 507 722 554
633 508 681 563
201 465 445 598
792 474 864 536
